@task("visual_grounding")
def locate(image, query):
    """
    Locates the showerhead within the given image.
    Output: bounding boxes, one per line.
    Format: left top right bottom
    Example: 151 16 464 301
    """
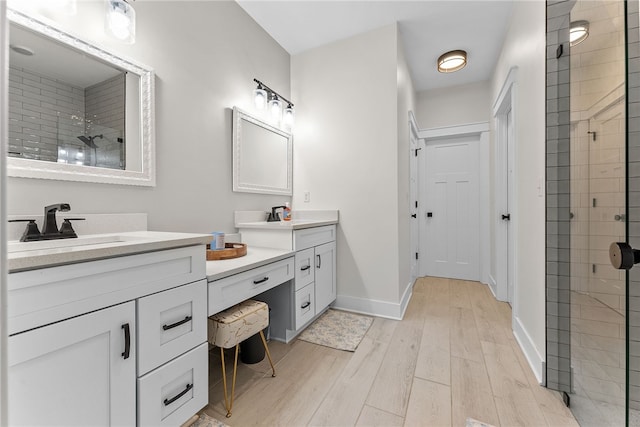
77 134 103 149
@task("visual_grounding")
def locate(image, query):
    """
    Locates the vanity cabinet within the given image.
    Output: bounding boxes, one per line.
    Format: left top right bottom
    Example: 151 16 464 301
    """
238 224 337 341
292 227 336 330
7 244 208 427
8 301 136 426
313 241 337 312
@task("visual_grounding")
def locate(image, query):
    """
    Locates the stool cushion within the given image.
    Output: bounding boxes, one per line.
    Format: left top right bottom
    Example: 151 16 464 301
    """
208 300 269 349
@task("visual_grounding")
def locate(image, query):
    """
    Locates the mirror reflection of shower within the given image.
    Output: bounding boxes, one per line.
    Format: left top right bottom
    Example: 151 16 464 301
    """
77 134 103 166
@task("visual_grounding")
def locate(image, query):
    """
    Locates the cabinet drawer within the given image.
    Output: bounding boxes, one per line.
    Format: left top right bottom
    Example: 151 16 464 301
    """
138 342 208 427
209 257 294 315
137 280 207 375
8 245 206 335
293 225 336 251
295 283 315 330
294 248 315 290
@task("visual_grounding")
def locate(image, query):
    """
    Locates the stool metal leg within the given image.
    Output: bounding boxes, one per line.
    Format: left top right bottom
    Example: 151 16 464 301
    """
229 344 239 418
220 347 229 415
220 345 240 418
259 330 276 377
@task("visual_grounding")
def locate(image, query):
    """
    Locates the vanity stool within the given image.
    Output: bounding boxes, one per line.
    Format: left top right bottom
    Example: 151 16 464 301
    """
207 299 276 418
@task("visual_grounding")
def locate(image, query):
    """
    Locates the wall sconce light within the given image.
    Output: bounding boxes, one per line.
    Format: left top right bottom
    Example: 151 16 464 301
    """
570 20 589 47
106 0 136 44
437 50 467 73
253 84 268 110
253 78 294 128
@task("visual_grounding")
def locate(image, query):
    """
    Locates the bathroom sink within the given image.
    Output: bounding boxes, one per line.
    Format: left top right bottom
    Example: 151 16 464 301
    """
7 234 142 253
7 231 213 272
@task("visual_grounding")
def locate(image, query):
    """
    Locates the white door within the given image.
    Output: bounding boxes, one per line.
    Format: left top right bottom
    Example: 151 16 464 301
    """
423 136 480 281
409 118 420 283
315 241 336 311
8 301 136 427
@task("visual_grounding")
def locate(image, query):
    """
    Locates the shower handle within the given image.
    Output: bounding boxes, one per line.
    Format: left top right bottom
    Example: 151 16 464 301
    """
609 242 640 270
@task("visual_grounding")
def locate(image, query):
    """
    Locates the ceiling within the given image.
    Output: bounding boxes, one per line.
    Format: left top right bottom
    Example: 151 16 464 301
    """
236 0 514 92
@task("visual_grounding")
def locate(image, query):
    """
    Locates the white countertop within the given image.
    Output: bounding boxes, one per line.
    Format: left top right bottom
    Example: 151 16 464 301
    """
234 209 339 230
8 231 212 272
235 219 338 230
206 246 294 281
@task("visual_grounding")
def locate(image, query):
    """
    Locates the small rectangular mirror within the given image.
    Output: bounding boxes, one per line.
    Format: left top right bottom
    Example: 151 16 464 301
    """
232 107 293 195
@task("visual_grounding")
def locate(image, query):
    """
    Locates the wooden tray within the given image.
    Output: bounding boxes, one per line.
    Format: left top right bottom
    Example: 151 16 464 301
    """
206 243 247 261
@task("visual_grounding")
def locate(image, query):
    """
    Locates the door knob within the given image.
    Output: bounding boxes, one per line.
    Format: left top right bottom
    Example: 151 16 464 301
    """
411 214 417 218
502 214 511 221
610 242 640 270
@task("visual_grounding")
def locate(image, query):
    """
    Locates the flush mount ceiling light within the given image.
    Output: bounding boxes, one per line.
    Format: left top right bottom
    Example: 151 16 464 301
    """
252 78 295 129
437 50 467 73
106 0 136 44
10 45 34 56
570 20 589 47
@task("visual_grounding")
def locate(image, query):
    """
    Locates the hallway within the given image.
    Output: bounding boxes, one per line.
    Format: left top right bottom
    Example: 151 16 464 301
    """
202 277 579 426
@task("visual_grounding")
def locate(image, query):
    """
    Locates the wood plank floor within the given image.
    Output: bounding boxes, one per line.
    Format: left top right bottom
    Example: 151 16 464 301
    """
200 277 579 426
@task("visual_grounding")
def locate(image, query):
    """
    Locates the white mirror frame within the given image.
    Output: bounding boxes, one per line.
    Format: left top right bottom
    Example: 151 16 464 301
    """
6 9 156 186
232 107 293 196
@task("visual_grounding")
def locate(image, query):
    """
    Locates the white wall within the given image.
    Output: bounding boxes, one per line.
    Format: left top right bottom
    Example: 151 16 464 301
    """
291 24 406 317
396 31 416 304
415 81 491 129
490 0 546 380
6 1 291 235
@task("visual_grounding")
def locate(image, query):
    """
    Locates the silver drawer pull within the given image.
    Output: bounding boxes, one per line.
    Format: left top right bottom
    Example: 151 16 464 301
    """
301 301 311 309
253 277 269 285
164 383 193 406
162 316 192 331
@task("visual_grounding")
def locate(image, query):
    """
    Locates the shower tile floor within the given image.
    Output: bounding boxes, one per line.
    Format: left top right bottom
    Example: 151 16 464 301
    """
570 291 640 425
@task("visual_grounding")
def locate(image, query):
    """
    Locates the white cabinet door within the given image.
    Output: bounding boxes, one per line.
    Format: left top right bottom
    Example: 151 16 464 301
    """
314 241 336 311
8 301 136 427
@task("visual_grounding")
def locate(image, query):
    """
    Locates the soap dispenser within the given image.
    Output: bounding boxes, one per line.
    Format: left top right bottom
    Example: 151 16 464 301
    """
283 202 291 221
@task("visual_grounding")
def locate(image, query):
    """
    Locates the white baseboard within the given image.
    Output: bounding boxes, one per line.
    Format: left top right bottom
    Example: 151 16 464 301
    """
488 274 497 299
513 315 544 384
334 283 413 320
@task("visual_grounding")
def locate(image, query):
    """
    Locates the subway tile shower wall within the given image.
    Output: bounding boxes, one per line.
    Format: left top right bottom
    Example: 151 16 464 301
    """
8 67 125 168
8 66 85 162
84 74 125 169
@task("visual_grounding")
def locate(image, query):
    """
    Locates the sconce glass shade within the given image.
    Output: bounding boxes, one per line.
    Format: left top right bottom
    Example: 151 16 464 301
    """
106 0 136 44
269 97 283 121
283 106 295 128
253 88 267 110
570 20 589 47
437 50 467 73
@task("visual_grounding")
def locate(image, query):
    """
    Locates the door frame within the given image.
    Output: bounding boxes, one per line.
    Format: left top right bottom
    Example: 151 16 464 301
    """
493 67 518 304
417 122 490 282
1 2 9 424
409 111 420 284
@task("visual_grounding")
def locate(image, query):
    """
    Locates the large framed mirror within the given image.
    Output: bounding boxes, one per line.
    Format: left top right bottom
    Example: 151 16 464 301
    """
232 107 293 195
6 9 155 186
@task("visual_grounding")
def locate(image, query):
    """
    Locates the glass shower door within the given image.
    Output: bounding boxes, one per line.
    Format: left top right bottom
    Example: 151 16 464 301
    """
568 0 627 425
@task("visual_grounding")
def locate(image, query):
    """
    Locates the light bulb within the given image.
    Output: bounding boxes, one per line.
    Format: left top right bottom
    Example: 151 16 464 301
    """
106 0 136 44
269 97 283 122
283 106 295 129
254 88 267 110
